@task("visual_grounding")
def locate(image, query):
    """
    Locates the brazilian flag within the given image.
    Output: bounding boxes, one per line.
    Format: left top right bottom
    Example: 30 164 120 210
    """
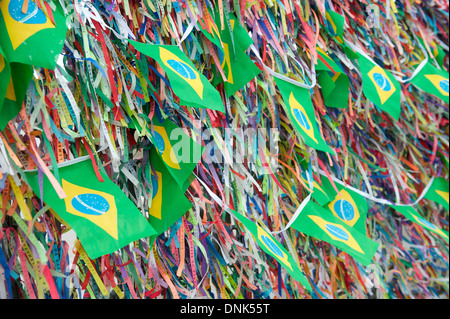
208 11 261 97
324 9 345 45
130 40 224 112
0 47 11 120
424 177 449 210
417 38 446 69
147 145 193 236
275 77 334 154
320 177 368 234
229 208 312 291
441 153 449 170
292 201 379 266
0 0 67 69
410 61 449 103
25 159 157 259
429 41 446 69
315 47 349 108
300 171 331 206
357 53 401 120
148 118 202 190
391 205 449 242
0 46 33 130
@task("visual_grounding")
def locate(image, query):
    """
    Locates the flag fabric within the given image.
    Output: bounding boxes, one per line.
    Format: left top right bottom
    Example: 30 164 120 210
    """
410 61 449 103
320 176 368 234
441 153 449 170
0 0 67 70
324 10 345 45
300 171 331 206
429 41 446 69
424 177 449 210
221 11 254 50
209 11 261 97
274 77 334 154
148 118 203 190
198 18 222 48
130 40 224 112
147 145 193 236
357 53 401 120
391 205 449 242
229 208 312 291
0 46 33 130
0 47 10 111
315 47 349 108
291 201 379 266
342 43 360 60
417 38 446 69
201 6 253 52
25 159 157 259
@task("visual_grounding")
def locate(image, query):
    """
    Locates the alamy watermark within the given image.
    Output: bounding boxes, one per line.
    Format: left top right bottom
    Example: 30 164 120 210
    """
164 125 281 173
366 3 400 29
366 4 381 29
365 264 383 291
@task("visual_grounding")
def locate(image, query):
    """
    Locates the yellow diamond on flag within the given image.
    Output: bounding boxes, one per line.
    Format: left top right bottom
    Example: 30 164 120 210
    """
424 74 449 97
308 215 364 254
1 0 55 50
62 179 118 240
159 47 204 99
289 92 318 144
256 224 293 271
367 65 397 105
328 190 361 228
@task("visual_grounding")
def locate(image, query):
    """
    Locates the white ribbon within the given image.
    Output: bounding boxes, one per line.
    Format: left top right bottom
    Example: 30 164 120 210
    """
249 44 317 89
270 193 312 235
344 38 429 84
317 168 435 207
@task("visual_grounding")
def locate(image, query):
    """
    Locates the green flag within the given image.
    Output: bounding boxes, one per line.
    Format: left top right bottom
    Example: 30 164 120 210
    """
430 42 446 69
357 53 401 120
229 208 312 290
129 40 224 112
198 20 222 48
391 205 449 242
424 177 449 210
300 170 331 206
0 0 67 69
275 77 334 154
417 38 446 69
410 61 449 103
148 118 203 190
25 159 157 259
316 47 349 108
324 10 345 45
292 201 379 266
209 11 261 97
0 46 33 130
441 153 449 170
220 9 254 50
342 43 360 60
0 47 10 111
320 176 368 234
147 145 193 236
